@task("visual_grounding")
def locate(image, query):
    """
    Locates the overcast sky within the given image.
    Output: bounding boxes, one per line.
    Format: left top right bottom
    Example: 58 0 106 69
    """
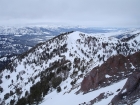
0 0 140 27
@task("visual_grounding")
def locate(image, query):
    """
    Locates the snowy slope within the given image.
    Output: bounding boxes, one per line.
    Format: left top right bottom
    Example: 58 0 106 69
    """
41 79 127 105
0 30 140 105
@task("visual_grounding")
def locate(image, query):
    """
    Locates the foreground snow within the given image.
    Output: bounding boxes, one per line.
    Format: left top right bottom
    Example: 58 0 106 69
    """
41 79 127 105
134 100 140 105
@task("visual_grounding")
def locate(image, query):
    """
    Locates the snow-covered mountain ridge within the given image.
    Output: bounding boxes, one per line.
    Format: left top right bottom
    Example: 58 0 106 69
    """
1 25 139 36
0 31 140 105
0 26 107 36
0 26 52 35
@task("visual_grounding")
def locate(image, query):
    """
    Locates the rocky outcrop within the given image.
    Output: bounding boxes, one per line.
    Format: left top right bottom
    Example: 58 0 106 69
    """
80 51 140 93
90 91 113 105
79 91 113 105
110 72 140 105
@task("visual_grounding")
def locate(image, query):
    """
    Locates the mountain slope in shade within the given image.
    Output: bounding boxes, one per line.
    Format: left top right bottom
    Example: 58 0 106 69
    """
0 31 140 105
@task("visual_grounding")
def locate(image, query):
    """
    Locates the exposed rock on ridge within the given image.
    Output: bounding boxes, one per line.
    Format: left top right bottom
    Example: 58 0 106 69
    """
110 72 140 105
81 51 140 92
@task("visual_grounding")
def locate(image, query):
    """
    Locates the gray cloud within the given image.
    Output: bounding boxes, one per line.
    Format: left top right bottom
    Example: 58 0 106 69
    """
0 0 140 27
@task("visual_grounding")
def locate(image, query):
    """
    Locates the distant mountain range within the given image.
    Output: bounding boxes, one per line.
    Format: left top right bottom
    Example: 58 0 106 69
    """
0 28 140 105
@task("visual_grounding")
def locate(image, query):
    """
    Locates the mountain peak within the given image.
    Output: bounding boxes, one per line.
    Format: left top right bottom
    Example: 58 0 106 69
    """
0 30 140 105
